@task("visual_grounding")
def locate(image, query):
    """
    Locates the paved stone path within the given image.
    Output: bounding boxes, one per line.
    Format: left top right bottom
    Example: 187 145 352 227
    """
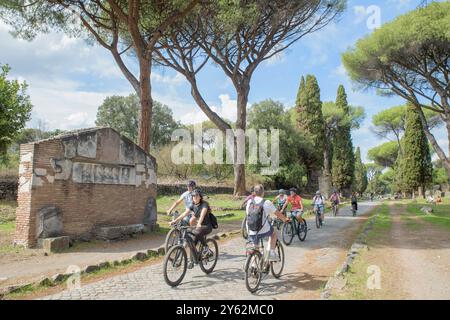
41 202 378 300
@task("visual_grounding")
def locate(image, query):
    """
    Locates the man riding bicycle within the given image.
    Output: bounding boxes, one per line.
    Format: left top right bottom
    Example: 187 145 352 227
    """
329 190 341 215
313 190 326 224
273 189 288 214
167 180 196 226
281 188 305 224
246 184 289 262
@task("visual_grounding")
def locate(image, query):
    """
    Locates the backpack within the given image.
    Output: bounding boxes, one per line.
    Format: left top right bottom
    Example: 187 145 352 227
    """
314 195 324 205
209 212 218 229
247 199 265 232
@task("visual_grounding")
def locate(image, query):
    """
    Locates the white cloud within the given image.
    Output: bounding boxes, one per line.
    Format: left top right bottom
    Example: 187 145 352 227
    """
217 94 237 122
333 64 347 77
151 72 185 86
174 93 241 125
64 112 90 129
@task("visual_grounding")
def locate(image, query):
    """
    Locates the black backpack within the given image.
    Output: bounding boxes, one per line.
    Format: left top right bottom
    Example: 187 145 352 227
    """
209 212 218 229
247 199 265 232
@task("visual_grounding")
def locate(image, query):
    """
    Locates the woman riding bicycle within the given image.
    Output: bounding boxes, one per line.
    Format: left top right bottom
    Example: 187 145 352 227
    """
171 189 213 260
281 188 305 224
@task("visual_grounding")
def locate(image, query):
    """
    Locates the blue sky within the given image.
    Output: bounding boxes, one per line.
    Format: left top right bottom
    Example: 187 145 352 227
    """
0 0 447 162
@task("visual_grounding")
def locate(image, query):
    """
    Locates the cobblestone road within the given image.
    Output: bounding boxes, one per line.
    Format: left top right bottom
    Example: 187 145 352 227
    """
42 202 377 300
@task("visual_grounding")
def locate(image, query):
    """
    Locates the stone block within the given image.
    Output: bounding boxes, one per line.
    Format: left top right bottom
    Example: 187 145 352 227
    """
84 265 100 273
96 224 145 240
42 236 70 253
37 206 63 239
133 252 148 261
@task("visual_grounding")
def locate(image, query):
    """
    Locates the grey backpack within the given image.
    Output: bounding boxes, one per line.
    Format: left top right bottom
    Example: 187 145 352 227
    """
247 199 265 232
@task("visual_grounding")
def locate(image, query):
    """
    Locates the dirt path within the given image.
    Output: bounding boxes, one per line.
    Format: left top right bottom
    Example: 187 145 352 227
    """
388 205 450 299
334 203 450 300
0 220 242 290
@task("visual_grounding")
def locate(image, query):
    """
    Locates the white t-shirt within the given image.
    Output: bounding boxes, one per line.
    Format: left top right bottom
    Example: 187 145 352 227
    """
313 195 325 205
246 196 276 236
180 191 193 209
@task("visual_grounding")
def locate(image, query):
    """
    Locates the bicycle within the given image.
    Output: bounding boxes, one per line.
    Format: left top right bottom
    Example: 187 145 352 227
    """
351 203 357 217
244 227 285 293
281 211 307 245
241 216 248 240
331 201 338 217
164 211 189 253
314 205 323 228
163 226 218 287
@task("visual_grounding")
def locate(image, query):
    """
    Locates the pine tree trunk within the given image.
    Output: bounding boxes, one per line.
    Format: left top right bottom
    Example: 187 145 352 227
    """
137 58 152 153
233 86 248 196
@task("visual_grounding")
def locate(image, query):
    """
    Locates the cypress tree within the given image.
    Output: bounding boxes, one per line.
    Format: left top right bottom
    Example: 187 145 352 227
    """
331 85 355 193
399 103 433 197
354 147 368 195
295 74 326 190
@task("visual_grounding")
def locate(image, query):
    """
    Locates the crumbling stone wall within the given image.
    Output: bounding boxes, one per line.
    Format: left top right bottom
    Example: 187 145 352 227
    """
14 128 157 248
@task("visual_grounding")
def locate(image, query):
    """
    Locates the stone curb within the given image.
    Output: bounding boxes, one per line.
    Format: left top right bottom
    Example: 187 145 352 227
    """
0 228 241 299
320 215 377 300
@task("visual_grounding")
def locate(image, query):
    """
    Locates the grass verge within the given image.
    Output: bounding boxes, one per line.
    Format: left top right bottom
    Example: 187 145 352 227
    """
331 204 392 300
406 200 450 231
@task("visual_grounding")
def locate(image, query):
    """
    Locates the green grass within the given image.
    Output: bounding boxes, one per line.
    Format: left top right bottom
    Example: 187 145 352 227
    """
366 204 392 241
0 200 16 224
0 221 15 233
406 200 450 231
331 205 391 300
400 215 420 231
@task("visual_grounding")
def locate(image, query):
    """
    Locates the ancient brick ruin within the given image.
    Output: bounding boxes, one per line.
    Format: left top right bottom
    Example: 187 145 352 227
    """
14 127 158 248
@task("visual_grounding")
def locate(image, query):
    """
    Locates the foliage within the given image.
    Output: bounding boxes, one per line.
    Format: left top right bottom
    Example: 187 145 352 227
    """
372 105 442 148
367 141 399 169
331 85 355 191
0 64 32 156
96 94 181 148
248 99 312 188
398 104 433 194
296 75 326 161
342 2 450 177
354 147 368 194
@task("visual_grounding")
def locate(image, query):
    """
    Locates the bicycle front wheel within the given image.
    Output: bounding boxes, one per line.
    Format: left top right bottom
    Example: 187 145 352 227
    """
282 222 294 246
270 240 284 278
241 216 248 240
163 245 187 287
199 238 219 274
244 251 263 293
164 228 181 253
297 220 307 241
315 213 321 229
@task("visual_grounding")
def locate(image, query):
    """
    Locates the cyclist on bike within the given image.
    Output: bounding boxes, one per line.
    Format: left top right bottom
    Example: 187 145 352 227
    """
281 188 305 224
313 190 326 224
351 192 358 213
170 189 213 266
246 184 289 262
273 189 288 214
329 190 341 215
167 180 196 226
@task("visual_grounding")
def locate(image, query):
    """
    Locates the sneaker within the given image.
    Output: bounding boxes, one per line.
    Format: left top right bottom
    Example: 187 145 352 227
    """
268 250 279 262
187 260 194 269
